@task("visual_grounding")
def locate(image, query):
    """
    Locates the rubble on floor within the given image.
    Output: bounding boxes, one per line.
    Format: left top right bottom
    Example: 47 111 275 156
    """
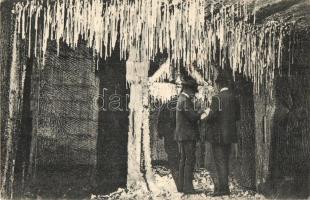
92 166 265 200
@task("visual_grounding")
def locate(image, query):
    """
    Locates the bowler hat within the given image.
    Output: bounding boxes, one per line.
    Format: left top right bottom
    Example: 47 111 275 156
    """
181 79 198 87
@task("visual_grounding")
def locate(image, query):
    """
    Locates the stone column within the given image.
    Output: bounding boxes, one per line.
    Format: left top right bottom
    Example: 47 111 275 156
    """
126 49 154 192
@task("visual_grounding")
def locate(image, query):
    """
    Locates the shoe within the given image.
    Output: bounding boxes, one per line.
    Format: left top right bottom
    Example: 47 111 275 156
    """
211 191 230 197
183 189 199 194
177 188 183 193
176 184 183 192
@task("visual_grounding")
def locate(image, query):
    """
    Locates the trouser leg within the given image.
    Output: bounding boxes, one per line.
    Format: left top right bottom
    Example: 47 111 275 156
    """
212 144 231 192
209 143 219 193
222 145 231 192
178 142 185 192
183 141 196 191
165 138 180 191
212 144 222 192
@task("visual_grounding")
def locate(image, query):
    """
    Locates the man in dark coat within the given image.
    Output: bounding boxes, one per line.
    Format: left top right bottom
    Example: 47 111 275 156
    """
175 79 205 194
204 74 240 196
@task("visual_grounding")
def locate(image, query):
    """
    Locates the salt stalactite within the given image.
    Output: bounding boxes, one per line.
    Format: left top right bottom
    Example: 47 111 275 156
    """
13 0 288 93
149 83 177 103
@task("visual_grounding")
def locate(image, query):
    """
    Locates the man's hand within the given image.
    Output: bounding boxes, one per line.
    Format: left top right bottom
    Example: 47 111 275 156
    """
200 108 210 120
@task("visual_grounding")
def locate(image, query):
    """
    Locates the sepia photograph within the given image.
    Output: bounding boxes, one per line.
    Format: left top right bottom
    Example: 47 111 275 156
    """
0 0 309 199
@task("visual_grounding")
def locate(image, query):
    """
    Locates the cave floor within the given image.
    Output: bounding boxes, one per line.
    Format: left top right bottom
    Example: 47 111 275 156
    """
93 166 265 200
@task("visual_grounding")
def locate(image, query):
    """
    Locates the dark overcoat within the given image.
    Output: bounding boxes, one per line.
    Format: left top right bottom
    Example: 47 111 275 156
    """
203 89 240 144
174 93 202 141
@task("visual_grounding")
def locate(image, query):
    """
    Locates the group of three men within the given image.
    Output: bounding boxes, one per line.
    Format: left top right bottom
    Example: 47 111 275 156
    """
175 74 240 196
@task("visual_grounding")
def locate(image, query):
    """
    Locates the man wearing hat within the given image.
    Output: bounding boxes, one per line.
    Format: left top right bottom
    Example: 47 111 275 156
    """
175 77 206 194
204 74 240 196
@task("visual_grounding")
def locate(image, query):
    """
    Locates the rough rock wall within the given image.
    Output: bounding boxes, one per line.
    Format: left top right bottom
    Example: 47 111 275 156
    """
234 76 256 189
0 1 13 188
0 4 30 197
254 84 275 192
25 41 99 198
271 36 310 198
254 34 310 198
29 42 98 168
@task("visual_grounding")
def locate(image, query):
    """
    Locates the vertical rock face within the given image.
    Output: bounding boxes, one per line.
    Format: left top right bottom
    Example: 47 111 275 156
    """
254 86 275 192
0 1 13 187
31 42 98 166
270 36 310 198
254 34 310 198
234 76 256 189
1 5 31 197
27 41 99 197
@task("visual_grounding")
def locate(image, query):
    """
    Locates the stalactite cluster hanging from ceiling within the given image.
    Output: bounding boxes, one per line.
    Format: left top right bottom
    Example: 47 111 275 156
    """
13 0 292 92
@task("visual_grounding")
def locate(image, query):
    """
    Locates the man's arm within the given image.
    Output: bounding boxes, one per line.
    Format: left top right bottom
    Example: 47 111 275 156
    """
205 96 220 123
183 98 203 122
235 97 241 121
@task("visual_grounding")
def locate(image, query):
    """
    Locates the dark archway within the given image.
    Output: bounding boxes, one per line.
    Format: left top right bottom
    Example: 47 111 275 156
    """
96 49 129 194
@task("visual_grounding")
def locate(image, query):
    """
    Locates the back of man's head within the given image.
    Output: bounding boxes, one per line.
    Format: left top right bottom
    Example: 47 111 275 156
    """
181 79 198 94
215 74 229 89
